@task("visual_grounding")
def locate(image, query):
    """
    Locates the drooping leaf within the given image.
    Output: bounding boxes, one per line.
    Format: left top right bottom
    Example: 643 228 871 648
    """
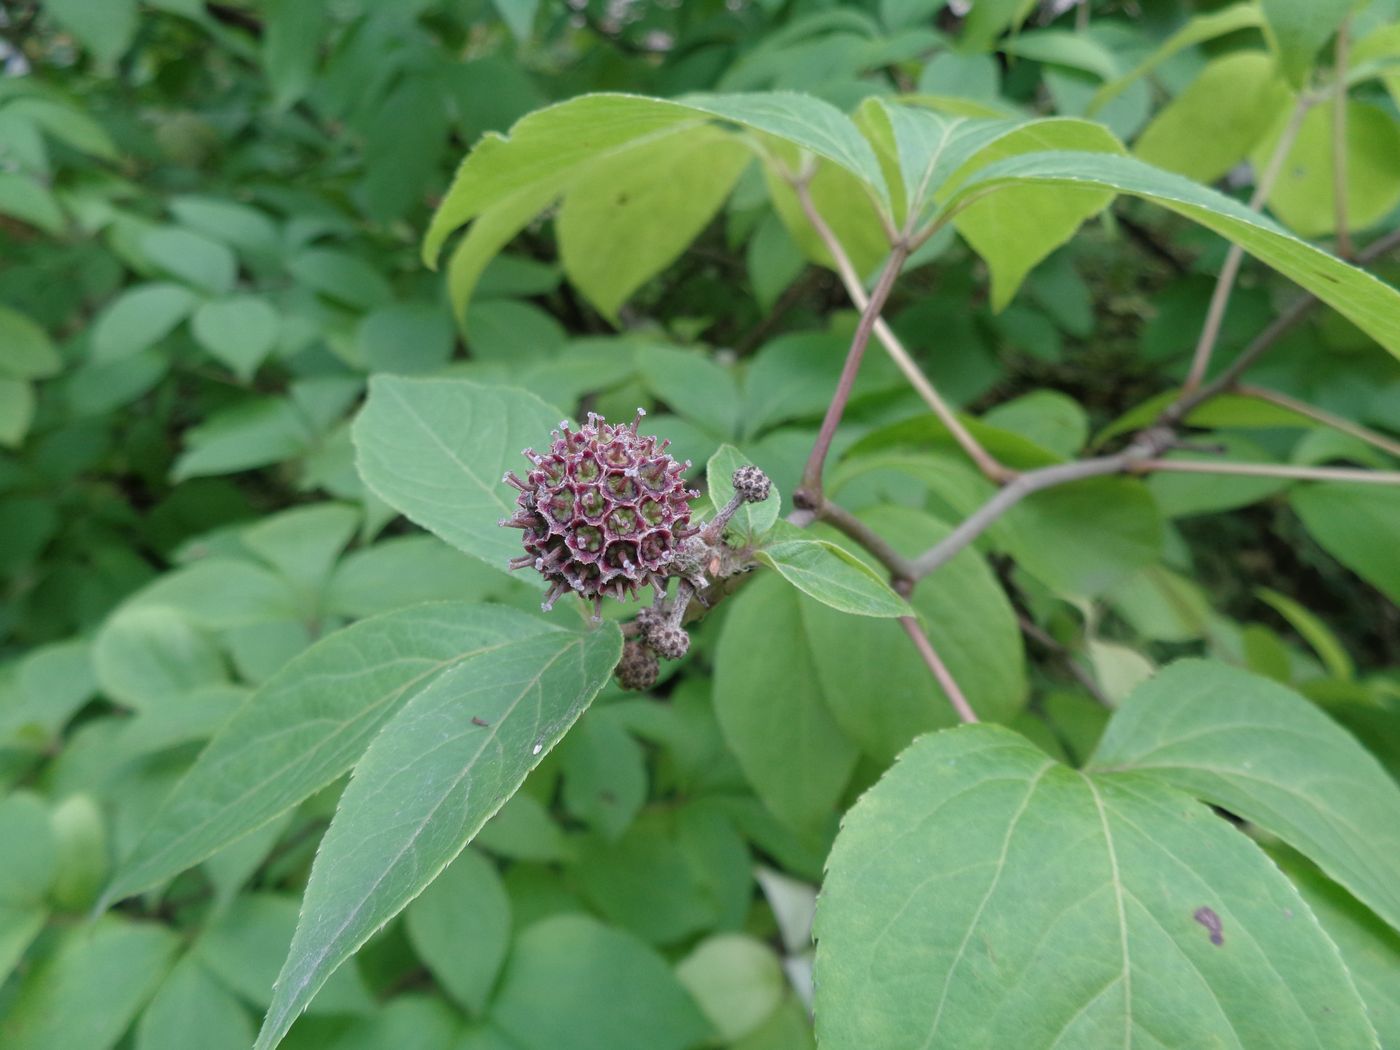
425 92 887 267
559 126 752 321
102 603 562 907
191 296 280 380
938 149 1400 360
815 723 1377 1049
1089 659 1400 934
352 376 561 579
253 619 621 1050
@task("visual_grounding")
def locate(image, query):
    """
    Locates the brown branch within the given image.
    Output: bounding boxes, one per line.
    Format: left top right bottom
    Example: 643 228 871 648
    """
1234 384 1400 459
796 243 909 508
1136 459 1400 484
1017 614 1111 708
1181 93 1314 394
790 178 1015 484
815 499 918 586
899 617 978 723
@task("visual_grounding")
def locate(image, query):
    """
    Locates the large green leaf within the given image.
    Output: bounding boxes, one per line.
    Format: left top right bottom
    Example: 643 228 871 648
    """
404 848 511 1015
815 723 1377 1049
101 603 559 907
939 149 1400 360
1261 0 1354 88
352 376 561 580
1089 659 1400 934
1291 483 1400 603
253 619 620 1050
558 125 752 321
714 573 857 834
425 92 886 267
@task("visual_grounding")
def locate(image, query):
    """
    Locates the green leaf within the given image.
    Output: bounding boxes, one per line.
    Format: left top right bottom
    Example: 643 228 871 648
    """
636 344 741 437
173 397 313 481
196 894 371 1014
491 0 539 40
425 92 887 268
357 304 456 375
287 248 392 309
1292 483 1400 603
1256 100 1400 237
1256 587 1354 681
101 602 559 907
937 122 1124 310
490 914 711 1050
0 792 57 905
677 934 786 1043
1261 0 1354 87
262 0 327 109
1089 3 1267 114
1090 659 1400 935
136 959 254 1050
0 378 34 448
92 606 227 712
253 620 621 1050
1 917 179 1050
707 444 780 538
758 536 911 618
141 228 238 296
938 149 1400 360
404 848 511 1015
715 573 857 833
1134 52 1292 184
559 709 647 840
0 907 46 989
445 181 563 321
0 304 60 379
191 296 280 380
1272 847 1400 1048
0 172 65 234
559 126 752 321
42 0 137 64
815 723 1377 1049
803 507 1026 763
90 284 198 364
1000 476 1163 598
352 376 562 580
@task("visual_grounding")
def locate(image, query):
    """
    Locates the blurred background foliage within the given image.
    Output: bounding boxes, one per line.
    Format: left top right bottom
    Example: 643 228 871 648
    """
1 1 1399 1048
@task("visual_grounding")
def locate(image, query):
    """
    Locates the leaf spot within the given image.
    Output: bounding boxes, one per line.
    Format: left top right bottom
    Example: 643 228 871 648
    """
1193 905 1224 946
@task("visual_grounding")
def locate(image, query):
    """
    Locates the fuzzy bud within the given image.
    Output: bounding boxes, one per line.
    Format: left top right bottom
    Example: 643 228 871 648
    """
646 623 691 661
615 641 660 691
731 465 771 504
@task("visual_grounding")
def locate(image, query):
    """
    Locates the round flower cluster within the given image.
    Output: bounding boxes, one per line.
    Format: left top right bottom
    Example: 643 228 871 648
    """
501 411 700 617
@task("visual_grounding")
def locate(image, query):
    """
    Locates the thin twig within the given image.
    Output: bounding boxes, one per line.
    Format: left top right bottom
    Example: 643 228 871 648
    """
1159 225 1400 426
899 617 979 723
912 447 1160 578
816 499 918 585
791 178 1015 483
1181 93 1314 393
1333 18 1354 259
1136 459 1400 484
1234 384 1400 459
1017 614 1111 707
797 243 910 507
